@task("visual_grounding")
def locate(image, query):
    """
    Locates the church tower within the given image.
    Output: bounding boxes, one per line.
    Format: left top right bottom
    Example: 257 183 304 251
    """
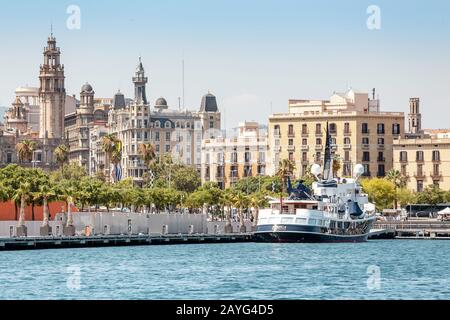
408 98 422 135
132 57 148 105
39 33 66 139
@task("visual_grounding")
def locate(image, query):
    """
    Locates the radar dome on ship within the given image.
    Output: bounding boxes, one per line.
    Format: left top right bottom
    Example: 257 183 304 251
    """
311 164 322 176
354 164 364 177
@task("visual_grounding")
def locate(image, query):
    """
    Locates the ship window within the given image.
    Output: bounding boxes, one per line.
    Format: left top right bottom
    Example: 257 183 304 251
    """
259 218 268 224
268 217 280 224
281 217 294 224
295 218 307 224
309 219 317 225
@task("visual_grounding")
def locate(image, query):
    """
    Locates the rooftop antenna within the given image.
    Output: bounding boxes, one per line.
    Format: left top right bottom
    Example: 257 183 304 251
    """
181 57 185 111
178 97 181 110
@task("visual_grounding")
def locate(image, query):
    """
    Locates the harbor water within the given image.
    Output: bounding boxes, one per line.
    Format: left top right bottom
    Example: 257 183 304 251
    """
0 240 449 300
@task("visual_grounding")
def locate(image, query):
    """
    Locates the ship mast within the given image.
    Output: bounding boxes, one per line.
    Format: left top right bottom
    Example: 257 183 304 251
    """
323 121 333 181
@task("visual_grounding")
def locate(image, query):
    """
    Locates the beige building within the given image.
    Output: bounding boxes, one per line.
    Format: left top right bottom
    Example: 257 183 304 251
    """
201 121 268 189
393 98 450 192
268 89 404 178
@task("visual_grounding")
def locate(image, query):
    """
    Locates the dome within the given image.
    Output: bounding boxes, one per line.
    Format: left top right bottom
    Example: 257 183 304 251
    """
200 92 218 112
81 83 93 93
155 97 168 109
113 90 126 109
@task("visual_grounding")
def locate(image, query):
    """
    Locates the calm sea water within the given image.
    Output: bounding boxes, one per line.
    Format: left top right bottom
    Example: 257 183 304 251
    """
0 240 449 300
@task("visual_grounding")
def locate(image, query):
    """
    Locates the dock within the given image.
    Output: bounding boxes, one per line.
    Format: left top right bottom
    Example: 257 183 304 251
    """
0 233 253 251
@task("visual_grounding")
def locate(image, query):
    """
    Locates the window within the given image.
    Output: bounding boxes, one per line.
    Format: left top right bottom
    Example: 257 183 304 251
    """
302 124 308 134
363 164 370 176
209 121 214 128
377 123 385 134
288 139 294 146
329 123 337 134
245 152 251 163
165 132 171 141
401 165 407 176
363 152 370 162
417 180 424 192
155 132 160 141
274 125 281 136
362 137 369 145
433 163 440 176
165 145 171 152
316 138 322 145
316 123 321 134
378 138 385 145
378 165 385 177
315 152 321 162
417 164 423 176
344 137 351 145
432 151 440 161
400 151 408 162
416 151 424 161
362 123 369 134
288 152 294 162
302 152 308 161
378 152 384 162
302 139 307 145
392 123 401 135
344 123 350 134
344 151 350 162
155 121 161 128
231 152 238 163
288 125 294 135
165 121 171 129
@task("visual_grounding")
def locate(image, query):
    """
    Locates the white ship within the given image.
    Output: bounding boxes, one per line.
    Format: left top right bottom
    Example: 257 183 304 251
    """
255 124 376 243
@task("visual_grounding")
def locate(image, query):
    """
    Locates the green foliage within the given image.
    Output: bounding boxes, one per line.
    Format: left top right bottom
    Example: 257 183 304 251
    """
396 188 416 208
361 178 396 211
416 185 445 206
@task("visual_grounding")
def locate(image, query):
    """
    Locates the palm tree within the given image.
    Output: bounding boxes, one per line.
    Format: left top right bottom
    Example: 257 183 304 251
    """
220 189 235 233
139 143 156 186
54 144 69 175
101 134 121 183
59 185 78 234
276 159 296 209
16 140 37 163
250 192 268 231
13 182 31 234
233 191 250 233
386 169 408 209
33 184 56 228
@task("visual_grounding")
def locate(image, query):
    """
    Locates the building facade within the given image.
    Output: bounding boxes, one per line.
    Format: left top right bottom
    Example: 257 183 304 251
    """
268 90 404 178
107 58 221 184
201 122 268 189
393 98 450 191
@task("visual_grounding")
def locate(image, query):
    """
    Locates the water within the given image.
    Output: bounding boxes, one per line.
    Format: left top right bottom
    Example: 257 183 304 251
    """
0 240 449 300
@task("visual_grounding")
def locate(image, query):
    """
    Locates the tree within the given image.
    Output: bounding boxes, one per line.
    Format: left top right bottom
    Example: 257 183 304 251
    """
101 134 121 183
332 156 342 178
16 140 37 163
33 184 57 227
361 178 396 212
220 189 235 233
232 191 250 233
249 192 268 230
416 185 445 214
171 165 201 193
13 182 31 228
0 165 27 219
276 159 296 208
397 188 416 209
54 144 69 175
386 169 408 209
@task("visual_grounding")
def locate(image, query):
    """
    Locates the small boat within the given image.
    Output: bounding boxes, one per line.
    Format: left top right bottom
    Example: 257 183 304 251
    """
255 123 376 243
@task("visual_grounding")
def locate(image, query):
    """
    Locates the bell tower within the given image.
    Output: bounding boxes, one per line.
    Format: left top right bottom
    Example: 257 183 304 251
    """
132 57 148 105
39 33 66 139
408 98 422 135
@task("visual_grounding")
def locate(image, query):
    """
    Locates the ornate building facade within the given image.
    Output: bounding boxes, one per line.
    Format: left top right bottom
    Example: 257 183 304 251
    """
107 58 221 184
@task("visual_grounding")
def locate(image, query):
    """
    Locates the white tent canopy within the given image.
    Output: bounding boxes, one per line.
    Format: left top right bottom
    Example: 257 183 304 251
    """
437 207 450 215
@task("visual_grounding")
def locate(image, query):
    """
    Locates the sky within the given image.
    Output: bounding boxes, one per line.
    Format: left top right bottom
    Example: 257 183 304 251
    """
0 0 449 130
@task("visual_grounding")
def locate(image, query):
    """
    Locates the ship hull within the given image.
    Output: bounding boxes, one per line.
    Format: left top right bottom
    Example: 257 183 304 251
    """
254 222 374 243
254 231 370 243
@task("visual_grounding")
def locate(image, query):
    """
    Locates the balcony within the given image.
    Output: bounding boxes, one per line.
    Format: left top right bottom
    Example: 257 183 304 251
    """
301 145 309 151
287 145 296 152
343 144 352 150
343 130 352 136
430 171 443 179
378 144 385 150
362 144 370 150
377 172 386 178
301 130 309 137
414 172 426 179
432 158 441 163
315 131 322 137
287 131 295 138
377 157 386 162
315 145 323 151
362 130 370 135
399 158 408 163
416 158 425 163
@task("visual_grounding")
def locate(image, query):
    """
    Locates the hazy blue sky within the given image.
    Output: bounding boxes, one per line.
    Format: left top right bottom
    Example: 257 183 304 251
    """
0 0 449 129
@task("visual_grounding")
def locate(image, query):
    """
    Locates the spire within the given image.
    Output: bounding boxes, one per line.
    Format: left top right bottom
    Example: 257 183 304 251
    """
133 56 148 105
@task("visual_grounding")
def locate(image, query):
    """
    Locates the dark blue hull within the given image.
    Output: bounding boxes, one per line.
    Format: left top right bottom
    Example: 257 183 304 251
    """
254 223 372 243
254 231 369 243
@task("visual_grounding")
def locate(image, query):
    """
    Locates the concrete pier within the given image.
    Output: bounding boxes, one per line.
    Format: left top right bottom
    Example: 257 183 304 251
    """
0 233 253 251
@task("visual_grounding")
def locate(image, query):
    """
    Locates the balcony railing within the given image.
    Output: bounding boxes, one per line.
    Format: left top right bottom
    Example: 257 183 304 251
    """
362 144 370 149
343 144 352 150
377 157 386 162
287 145 296 151
399 158 408 163
315 145 323 150
414 172 426 179
378 144 385 150
287 131 295 137
301 145 309 151
343 130 352 136
301 130 309 137
430 171 443 179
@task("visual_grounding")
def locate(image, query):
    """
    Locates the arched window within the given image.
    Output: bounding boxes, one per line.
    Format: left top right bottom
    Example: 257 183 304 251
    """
344 137 351 145
165 121 171 129
155 121 161 128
